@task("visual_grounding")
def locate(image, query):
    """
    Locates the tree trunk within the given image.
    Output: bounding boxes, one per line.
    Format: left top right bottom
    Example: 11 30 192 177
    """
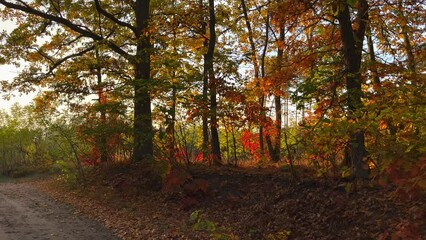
284 129 296 180
168 20 179 164
241 0 264 156
95 49 108 163
225 126 230 163
273 95 282 162
262 24 284 162
168 84 177 163
337 0 369 179
232 126 237 166
200 0 210 162
207 0 221 165
133 0 153 162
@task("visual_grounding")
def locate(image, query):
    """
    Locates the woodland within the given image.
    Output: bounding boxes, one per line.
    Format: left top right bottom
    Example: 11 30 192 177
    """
0 0 425 239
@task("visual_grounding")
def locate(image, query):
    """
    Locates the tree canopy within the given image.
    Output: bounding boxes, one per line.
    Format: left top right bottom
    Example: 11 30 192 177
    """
0 0 424 186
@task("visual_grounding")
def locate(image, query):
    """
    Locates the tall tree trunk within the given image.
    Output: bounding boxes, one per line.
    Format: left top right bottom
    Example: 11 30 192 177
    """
284 129 296 180
337 0 369 179
272 27 284 162
273 95 282 161
168 18 179 164
225 125 230 163
264 20 274 161
232 126 237 166
207 0 221 165
241 0 264 156
95 49 108 163
133 0 153 162
200 0 210 162
168 83 177 163
264 17 284 163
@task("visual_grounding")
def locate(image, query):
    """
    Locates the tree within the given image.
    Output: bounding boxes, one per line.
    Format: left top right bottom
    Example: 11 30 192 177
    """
0 0 153 162
206 0 221 165
241 0 264 156
265 26 285 163
335 0 370 179
200 0 211 163
0 0 423 185
0 104 51 176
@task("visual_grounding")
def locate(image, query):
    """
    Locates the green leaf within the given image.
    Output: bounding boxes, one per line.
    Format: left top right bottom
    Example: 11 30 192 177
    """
190 210 201 222
203 220 216 231
405 145 415 153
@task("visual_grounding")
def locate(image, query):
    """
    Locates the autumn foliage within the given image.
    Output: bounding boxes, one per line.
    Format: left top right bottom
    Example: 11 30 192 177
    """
0 0 425 238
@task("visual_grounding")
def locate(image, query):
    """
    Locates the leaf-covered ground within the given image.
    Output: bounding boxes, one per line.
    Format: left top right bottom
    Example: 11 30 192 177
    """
30 164 425 240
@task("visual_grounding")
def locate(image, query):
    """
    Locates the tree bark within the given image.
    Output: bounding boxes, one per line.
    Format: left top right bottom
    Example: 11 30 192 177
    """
200 0 210 162
337 0 369 179
207 0 221 165
133 0 153 162
265 26 284 163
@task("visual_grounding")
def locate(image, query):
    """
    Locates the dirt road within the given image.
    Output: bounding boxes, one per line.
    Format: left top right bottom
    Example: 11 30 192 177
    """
0 181 119 240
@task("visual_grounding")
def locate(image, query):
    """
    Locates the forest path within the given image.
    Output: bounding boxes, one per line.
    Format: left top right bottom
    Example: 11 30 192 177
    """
0 181 119 240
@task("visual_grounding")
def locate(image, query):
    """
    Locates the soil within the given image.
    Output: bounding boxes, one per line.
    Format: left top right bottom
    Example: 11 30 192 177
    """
0 181 119 240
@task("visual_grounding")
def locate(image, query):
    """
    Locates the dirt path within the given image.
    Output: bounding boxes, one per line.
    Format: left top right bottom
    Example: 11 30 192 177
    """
0 181 119 240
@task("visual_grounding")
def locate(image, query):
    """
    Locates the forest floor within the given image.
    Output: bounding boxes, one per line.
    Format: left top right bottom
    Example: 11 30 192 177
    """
28 163 425 240
0 178 118 240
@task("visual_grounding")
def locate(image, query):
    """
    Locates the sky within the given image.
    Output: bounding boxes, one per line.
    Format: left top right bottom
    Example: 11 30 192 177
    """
0 65 37 111
0 21 38 111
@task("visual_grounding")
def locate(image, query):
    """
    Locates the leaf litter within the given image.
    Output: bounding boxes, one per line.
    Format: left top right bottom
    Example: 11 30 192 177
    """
29 163 425 239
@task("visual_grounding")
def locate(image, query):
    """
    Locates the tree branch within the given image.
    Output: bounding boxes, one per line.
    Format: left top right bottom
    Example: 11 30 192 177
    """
0 0 133 61
46 45 95 76
94 0 137 35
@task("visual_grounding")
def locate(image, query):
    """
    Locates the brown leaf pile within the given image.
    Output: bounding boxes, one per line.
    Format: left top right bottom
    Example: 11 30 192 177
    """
30 164 426 240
